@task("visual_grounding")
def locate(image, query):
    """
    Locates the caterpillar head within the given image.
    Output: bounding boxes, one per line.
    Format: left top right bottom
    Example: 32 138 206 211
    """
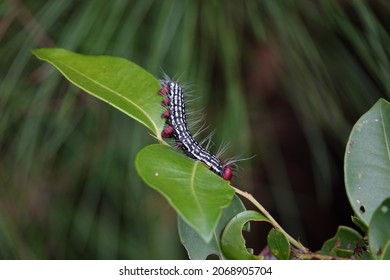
222 165 233 181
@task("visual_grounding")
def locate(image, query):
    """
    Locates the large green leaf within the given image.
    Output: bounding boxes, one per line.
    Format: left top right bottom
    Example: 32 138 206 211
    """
369 198 390 259
344 98 390 226
135 144 235 242
221 210 269 260
178 195 246 260
32 48 164 138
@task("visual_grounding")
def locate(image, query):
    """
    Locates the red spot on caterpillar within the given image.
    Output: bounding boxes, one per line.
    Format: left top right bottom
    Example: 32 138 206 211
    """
161 110 170 119
158 87 169 96
161 98 170 106
162 126 174 138
222 165 233 181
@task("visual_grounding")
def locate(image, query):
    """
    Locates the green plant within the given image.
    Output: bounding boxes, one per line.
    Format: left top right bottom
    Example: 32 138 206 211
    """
32 48 390 260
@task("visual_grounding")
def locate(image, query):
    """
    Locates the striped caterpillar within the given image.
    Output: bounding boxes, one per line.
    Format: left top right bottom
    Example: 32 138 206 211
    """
158 79 233 181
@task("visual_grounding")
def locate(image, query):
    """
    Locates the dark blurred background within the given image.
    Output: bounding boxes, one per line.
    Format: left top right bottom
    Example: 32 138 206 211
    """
1 0 389 259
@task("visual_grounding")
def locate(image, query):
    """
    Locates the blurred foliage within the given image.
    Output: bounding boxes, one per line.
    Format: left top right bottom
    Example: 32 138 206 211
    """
0 0 389 259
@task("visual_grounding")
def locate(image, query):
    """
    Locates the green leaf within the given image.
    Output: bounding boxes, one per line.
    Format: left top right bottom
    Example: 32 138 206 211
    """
318 225 370 259
135 144 235 242
368 197 390 259
267 228 290 260
221 210 269 260
32 48 164 138
178 195 246 259
344 98 390 226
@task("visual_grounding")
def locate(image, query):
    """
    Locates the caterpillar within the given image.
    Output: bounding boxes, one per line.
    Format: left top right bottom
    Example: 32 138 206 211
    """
158 79 233 181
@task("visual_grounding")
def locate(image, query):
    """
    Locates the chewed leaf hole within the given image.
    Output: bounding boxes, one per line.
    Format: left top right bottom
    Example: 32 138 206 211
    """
359 205 366 214
206 254 220 260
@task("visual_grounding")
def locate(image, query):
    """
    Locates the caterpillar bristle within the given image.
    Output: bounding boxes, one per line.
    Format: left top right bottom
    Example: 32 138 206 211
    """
158 70 171 85
185 109 205 129
191 120 209 137
198 130 215 151
224 155 257 173
215 142 231 159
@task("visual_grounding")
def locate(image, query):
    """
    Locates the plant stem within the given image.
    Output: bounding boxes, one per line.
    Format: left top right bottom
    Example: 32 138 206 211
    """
292 250 349 260
232 186 310 254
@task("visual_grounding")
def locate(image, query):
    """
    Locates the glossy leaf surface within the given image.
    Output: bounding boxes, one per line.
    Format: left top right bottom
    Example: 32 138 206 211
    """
33 48 164 138
136 144 235 242
344 99 390 226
